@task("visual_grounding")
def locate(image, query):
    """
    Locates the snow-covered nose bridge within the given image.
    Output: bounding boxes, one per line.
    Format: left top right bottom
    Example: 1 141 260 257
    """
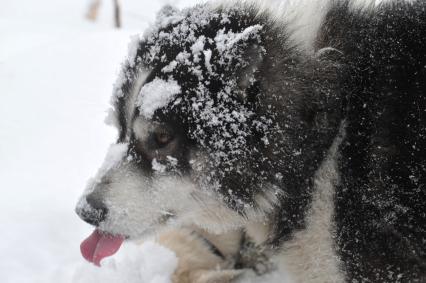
94 143 129 182
75 143 129 225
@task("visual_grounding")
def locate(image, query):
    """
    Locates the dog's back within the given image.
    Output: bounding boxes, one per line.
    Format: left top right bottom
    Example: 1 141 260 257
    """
317 2 426 281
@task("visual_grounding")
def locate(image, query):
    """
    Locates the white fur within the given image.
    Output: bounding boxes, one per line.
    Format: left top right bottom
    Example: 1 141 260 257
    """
279 0 383 52
80 152 252 238
109 69 150 134
78 146 280 240
156 228 243 283
278 0 332 53
132 116 152 141
272 123 346 283
110 33 150 130
210 0 330 52
212 0 382 53
194 227 243 257
124 70 150 133
245 221 270 245
75 143 129 216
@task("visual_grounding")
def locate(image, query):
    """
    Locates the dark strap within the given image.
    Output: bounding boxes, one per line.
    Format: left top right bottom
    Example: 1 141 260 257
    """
190 231 226 260
235 232 275 275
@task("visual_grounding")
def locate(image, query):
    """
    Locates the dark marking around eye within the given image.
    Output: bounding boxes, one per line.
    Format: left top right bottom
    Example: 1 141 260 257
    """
155 130 173 147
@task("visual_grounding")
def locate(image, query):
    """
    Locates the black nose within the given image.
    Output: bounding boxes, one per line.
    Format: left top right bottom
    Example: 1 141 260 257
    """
76 193 108 226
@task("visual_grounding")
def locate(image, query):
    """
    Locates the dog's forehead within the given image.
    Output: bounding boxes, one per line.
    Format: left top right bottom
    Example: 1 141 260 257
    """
111 3 267 156
109 67 152 141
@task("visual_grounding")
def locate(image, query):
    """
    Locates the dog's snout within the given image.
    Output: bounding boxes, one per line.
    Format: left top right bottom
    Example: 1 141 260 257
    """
76 193 108 226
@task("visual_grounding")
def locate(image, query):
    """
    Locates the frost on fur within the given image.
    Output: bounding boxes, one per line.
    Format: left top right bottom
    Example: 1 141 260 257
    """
137 78 181 119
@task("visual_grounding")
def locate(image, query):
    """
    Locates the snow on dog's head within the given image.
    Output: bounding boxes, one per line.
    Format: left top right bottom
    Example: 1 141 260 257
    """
76 1 342 265
122 3 274 208
137 78 181 119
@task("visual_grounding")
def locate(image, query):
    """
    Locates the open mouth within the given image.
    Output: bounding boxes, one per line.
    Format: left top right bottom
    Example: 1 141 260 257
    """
80 229 126 266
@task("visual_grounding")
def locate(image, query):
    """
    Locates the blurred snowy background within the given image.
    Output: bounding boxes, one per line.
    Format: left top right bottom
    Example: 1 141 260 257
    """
0 0 204 282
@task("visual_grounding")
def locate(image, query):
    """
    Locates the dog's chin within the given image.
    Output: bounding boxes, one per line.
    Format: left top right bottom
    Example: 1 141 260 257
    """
80 215 176 266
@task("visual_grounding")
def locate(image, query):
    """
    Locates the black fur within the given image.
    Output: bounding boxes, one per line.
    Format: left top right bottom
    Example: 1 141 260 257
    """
318 1 426 281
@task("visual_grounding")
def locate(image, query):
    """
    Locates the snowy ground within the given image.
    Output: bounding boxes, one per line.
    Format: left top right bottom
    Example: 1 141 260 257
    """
0 1 202 282
0 0 288 282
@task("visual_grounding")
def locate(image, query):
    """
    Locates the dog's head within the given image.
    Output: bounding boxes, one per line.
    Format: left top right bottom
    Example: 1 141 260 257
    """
76 3 342 265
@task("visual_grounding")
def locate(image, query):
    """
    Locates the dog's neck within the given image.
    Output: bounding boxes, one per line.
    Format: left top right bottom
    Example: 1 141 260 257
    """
188 124 346 281
192 226 243 260
245 221 270 245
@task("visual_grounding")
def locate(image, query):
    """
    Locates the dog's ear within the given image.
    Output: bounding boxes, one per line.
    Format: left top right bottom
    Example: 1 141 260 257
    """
236 44 264 101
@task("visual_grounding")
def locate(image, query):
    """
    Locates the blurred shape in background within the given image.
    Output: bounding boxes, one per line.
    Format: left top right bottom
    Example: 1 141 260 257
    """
86 0 122 28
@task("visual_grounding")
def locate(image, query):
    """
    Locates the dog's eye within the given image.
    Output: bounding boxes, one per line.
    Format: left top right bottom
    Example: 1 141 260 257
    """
154 129 173 147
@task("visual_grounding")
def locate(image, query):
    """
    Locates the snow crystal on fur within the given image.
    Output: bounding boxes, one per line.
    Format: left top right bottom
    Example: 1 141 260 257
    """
137 78 181 118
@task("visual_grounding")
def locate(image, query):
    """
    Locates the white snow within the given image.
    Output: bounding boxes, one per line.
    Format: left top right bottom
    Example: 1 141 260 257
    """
0 0 291 282
203 49 213 73
73 242 178 283
190 35 206 63
152 158 167 173
137 78 181 118
214 25 263 52
162 60 178 73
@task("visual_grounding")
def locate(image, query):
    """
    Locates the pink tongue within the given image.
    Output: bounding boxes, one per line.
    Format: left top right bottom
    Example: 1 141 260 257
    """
80 229 125 266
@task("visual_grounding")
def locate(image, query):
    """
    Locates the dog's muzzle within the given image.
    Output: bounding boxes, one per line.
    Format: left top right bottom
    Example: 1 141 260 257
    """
75 192 108 226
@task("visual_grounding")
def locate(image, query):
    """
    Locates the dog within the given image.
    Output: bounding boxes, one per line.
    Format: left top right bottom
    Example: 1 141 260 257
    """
76 0 426 282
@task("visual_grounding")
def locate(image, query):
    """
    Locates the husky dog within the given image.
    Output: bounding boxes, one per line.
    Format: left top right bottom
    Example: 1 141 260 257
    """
76 0 426 282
